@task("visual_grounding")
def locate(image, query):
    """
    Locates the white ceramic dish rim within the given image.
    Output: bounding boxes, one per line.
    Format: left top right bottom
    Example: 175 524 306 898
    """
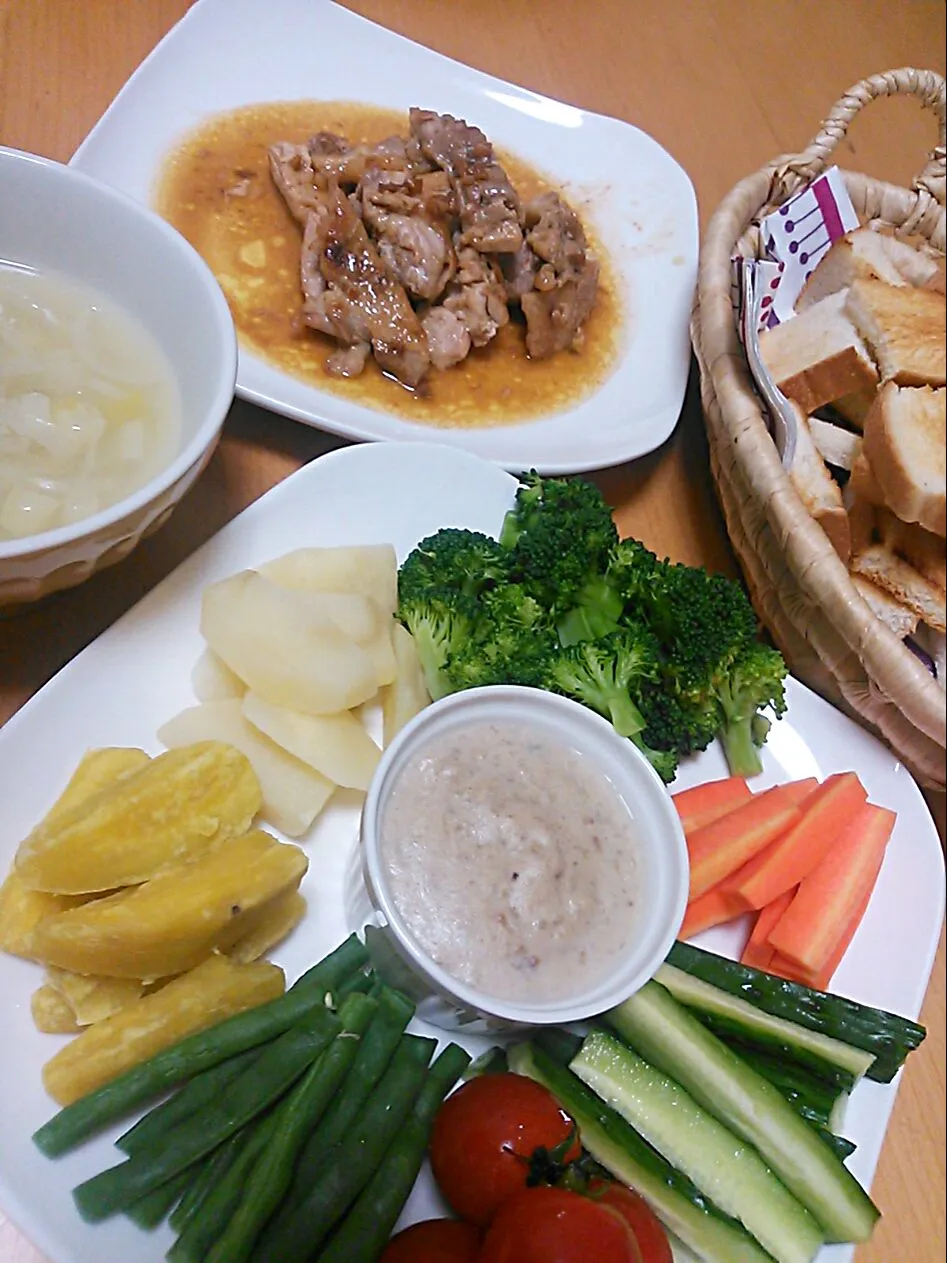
68 0 700 475
0 146 238 561
0 441 942 1263
361 684 690 1027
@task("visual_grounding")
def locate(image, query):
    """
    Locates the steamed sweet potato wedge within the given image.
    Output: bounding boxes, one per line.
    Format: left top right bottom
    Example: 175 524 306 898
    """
42 954 284 1105
15 742 262 895
26 829 308 979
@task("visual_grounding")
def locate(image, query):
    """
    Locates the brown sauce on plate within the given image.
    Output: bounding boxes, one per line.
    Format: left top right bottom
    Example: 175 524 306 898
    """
155 102 623 429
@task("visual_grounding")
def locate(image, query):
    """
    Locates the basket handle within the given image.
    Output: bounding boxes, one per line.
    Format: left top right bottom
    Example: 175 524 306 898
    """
771 67 945 205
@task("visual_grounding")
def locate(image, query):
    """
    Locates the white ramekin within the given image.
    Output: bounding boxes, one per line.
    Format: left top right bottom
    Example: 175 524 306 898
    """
358 685 689 1031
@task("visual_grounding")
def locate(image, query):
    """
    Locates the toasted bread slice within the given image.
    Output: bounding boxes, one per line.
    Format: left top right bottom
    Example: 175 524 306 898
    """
808 417 860 471
759 290 879 414
846 494 946 632
862 383 946 536
785 404 850 561
844 279 946 388
796 227 908 310
873 506 946 595
850 575 919 639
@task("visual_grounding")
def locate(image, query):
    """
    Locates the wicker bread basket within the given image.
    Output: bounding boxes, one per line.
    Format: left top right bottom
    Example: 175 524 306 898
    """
692 68 946 790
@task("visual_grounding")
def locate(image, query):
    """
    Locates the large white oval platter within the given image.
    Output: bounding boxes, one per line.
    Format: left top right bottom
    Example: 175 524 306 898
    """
0 442 942 1262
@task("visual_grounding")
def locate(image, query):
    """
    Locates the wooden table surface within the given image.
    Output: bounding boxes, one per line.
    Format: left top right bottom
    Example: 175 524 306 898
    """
0 1 944 1260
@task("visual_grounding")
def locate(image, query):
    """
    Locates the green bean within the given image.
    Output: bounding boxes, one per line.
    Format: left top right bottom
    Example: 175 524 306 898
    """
252 1033 436 1263
290 933 370 997
117 1046 263 1155
34 934 365 1158
265 984 414 1238
168 1131 246 1236
316 1042 472 1263
123 1165 191 1230
167 1111 283 1263
331 969 374 1001
204 991 378 1263
73 1016 338 1222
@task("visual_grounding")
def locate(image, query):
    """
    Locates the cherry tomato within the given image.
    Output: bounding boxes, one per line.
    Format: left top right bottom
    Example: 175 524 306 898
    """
590 1180 674 1263
429 1074 582 1226
380 1218 482 1263
478 1186 644 1263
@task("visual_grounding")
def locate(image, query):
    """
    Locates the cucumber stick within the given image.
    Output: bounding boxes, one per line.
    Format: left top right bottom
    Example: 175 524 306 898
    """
665 941 925 1083
655 964 873 1086
507 1042 776 1263
606 981 879 1243
572 1030 822 1263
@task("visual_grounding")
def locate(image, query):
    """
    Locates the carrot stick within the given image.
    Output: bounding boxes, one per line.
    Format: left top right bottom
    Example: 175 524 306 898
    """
741 887 796 969
679 886 740 939
768 803 895 974
673 777 752 834
686 782 811 900
727 772 868 912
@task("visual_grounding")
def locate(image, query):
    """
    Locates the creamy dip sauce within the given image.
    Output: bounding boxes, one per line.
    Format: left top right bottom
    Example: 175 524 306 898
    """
379 720 642 1004
155 101 623 429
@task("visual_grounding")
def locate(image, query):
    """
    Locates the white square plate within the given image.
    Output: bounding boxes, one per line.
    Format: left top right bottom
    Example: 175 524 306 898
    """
70 0 699 474
0 442 943 1262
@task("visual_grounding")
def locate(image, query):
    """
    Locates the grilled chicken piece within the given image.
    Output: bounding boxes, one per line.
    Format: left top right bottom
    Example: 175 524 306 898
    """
306 134 418 188
500 242 542 302
301 182 430 388
359 167 455 302
268 142 323 224
422 306 472 371
409 108 523 254
519 191 599 358
440 243 510 348
325 342 371 377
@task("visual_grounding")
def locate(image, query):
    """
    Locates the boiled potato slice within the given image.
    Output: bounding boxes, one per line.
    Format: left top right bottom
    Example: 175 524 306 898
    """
242 692 381 791
158 700 335 838
45 967 144 1026
32 985 81 1035
15 742 261 895
259 544 398 618
191 646 247 703
227 890 307 963
383 623 432 746
201 571 379 714
294 590 397 687
27 828 308 979
42 954 284 1105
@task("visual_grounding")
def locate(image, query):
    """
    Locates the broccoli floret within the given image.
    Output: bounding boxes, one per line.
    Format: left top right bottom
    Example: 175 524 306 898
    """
398 529 509 607
632 740 680 786
398 593 478 701
542 629 658 738
635 683 718 760
714 641 788 777
557 573 625 647
606 536 661 601
540 628 678 781
445 586 557 691
612 548 784 772
632 562 758 682
499 472 619 622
